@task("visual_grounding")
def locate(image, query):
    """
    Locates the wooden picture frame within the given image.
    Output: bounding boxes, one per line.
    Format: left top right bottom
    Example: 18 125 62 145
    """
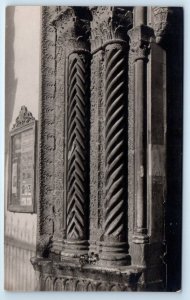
8 106 37 213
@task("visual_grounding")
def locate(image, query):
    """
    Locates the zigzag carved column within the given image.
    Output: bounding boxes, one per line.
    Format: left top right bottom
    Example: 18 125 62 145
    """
52 7 91 260
90 7 133 266
65 51 90 257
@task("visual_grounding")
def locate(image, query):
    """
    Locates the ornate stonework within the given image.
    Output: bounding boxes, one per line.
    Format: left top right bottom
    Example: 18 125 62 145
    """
31 257 142 291
12 106 35 129
128 25 154 61
32 5 182 291
90 6 132 52
37 6 58 257
152 7 172 44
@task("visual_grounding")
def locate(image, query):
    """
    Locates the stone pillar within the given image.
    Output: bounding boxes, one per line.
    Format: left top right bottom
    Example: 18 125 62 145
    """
36 6 58 257
90 6 132 266
101 40 129 266
52 7 91 260
50 8 67 256
128 8 154 245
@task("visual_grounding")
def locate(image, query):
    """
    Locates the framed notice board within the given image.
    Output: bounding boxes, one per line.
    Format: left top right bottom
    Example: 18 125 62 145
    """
8 106 37 213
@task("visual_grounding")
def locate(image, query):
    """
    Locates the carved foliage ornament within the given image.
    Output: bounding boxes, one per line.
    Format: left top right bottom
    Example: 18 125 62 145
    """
12 106 35 129
90 6 133 51
152 7 172 44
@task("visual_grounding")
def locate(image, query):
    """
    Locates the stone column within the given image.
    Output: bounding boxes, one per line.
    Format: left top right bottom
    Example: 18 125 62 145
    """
50 9 66 257
128 8 154 244
90 6 132 266
36 6 58 257
101 41 129 266
52 7 91 260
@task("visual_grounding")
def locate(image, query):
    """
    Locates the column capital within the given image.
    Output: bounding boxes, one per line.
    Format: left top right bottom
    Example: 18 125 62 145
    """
128 24 154 61
51 7 90 51
90 6 132 52
152 7 173 44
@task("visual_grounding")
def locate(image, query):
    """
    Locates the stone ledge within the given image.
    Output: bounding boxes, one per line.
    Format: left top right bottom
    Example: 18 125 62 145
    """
31 256 142 291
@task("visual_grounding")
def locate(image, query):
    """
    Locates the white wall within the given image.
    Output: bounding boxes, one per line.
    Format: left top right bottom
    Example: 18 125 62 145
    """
5 6 41 245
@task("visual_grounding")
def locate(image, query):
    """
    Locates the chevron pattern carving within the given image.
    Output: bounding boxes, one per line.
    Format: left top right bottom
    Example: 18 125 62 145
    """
67 53 89 240
104 45 127 239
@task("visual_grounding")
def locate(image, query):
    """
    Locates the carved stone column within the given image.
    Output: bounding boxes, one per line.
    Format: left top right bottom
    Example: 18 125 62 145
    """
50 8 67 256
52 7 91 260
90 6 132 266
36 6 58 257
101 41 129 266
128 8 154 245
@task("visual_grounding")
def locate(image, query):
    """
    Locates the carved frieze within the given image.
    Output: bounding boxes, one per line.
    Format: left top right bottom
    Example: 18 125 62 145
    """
32 258 142 291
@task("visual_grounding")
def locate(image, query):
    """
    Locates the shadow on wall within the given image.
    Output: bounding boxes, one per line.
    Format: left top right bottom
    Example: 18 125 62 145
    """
165 7 183 292
5 6 18 155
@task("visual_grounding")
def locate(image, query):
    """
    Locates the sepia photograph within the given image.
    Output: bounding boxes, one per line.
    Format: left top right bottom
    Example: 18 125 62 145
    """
4 5 183 292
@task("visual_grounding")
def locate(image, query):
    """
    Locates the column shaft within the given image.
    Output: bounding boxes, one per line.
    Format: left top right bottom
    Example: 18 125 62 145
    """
100 43 130 266
128 12 154 243
63 50 90 259
135 59 147 234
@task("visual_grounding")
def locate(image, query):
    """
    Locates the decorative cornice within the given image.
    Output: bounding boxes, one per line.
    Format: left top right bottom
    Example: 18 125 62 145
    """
90 6 133 52
128 25 154 61
51 7 90 50
152 7 172 44
12 105 35 130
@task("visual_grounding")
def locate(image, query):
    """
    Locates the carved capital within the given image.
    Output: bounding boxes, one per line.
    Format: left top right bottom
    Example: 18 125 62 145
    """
152 7 172 44
51 7 90 51
90 6 132 52
128 25 154 61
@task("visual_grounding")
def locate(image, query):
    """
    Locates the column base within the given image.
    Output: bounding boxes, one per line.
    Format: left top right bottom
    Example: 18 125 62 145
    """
61 240 89 263
132 234 149 244
51 238 64 255
99 241 131 267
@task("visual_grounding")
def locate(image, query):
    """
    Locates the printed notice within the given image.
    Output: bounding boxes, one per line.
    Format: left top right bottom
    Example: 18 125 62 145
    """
12 162 17 194
20 129 34 206
10 127 35 209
